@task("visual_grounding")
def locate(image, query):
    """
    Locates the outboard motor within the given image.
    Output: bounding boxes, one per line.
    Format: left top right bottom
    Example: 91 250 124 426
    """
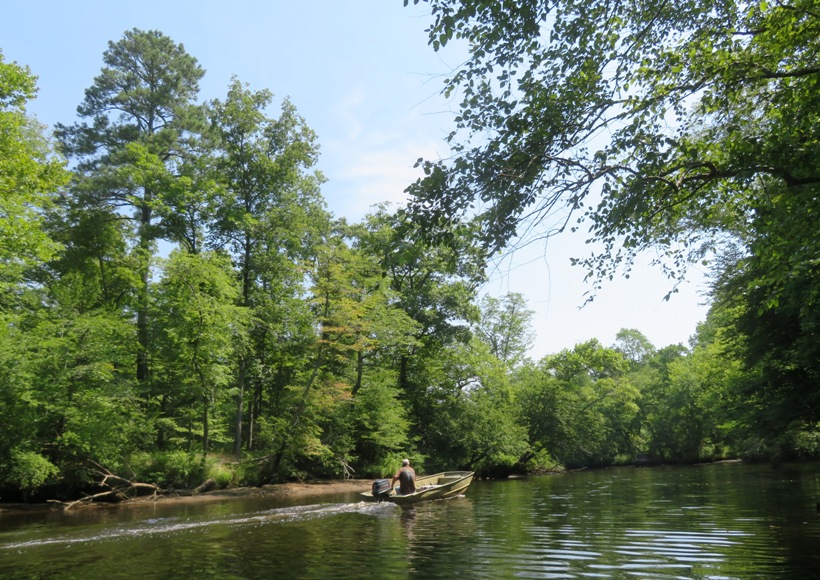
371 478 392 502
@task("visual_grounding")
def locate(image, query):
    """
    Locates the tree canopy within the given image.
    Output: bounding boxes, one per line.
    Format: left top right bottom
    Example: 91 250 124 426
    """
405 0 818 288
0 51 68 301
405 0 819 438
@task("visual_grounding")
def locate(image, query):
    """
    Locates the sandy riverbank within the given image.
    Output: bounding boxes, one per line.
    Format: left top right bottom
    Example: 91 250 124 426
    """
0 479 371 514
154 479 370 504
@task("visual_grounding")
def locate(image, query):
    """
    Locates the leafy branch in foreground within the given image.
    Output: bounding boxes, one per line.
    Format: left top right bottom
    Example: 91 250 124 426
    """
405 0 819 296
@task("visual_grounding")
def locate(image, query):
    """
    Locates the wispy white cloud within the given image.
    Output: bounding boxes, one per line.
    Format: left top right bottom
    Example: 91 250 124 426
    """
330 139 444 218
321 88 450 221
331 88 367 143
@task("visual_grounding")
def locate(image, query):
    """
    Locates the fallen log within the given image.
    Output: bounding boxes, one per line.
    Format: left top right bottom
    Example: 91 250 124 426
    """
50 462 162 510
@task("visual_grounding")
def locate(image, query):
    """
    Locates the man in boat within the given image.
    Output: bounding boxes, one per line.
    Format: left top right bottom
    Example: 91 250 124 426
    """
391 458 416 495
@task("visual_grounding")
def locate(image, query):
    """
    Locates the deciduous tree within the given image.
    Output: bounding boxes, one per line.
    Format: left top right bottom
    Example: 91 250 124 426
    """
406 0 819 294
0 51 68 302
153 250 250 452
207 78 328 455
474 292 535 368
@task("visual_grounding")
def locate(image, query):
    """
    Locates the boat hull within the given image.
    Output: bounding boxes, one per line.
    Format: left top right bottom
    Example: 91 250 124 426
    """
360 471 474 505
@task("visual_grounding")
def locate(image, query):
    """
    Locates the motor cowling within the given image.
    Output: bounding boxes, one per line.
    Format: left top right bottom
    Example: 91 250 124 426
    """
371 478 391 501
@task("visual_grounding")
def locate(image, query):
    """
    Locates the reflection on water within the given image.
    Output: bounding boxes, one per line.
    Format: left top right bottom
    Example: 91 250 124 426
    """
1 462 819 579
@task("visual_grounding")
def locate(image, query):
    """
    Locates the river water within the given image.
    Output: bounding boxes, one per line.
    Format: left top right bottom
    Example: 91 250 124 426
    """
1 462 819 578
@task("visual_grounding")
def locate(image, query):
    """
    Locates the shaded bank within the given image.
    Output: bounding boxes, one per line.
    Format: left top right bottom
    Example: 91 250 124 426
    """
0 479 370 515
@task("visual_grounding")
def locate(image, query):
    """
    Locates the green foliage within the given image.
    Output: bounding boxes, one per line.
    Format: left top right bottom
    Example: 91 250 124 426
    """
0 52 68 302
207 77 328 457
3 450 60 497
790 423 820 460
613 329 656 368
152 250 250 452
0 312 35 464
352 371 411 470
407 0 819 287
357 207 484 346
128 452 237 489
56 28 207 384
520 448 562 474
128 451 208 489
474 293 535 368
206 460 236 489
647 356 713 461
4 292 145 487
405 0 820 460
519 340 640 467
457 384 530 476
709 182 820 438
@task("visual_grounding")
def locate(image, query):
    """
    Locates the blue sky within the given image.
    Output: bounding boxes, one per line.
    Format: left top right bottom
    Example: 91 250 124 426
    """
2 0 709 357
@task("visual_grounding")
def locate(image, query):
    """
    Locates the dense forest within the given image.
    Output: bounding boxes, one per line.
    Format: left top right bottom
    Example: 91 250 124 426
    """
1 0 817 503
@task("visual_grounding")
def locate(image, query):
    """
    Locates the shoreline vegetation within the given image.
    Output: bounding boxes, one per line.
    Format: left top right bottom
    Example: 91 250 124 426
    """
1 459 753 515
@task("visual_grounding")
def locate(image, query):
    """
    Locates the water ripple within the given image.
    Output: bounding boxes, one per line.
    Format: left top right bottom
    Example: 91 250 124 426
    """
0 501 394 550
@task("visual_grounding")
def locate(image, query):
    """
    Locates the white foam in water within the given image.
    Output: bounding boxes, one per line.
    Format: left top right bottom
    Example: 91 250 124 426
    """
0 501 395 550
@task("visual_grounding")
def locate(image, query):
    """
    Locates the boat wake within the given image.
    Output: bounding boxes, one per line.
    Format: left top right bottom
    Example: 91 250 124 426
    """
0 501 395 550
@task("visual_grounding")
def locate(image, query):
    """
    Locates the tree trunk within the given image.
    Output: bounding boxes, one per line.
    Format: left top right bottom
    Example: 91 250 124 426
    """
233 239 253 455
203 396 210 452
136 196 153 383
353 350 364 395
157 394 168 450
233 356 246 454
